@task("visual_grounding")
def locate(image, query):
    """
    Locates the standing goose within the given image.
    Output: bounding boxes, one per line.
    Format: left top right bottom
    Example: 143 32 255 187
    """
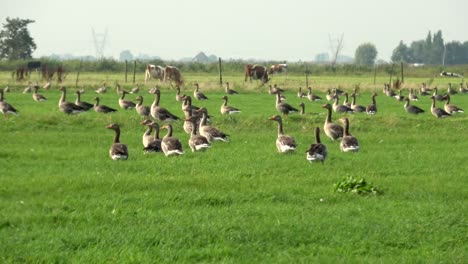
447 83 457 95
175 86 184 101
220 95 241 115
106 123 129 160
161 124 184 156
32 85 47 102
350 93 366 112
118 91 136 110
307 87 322 101
366 93 378 115
193 83 208 100
74 90 93 111
197 108 229 142
58 86 85 114
326 89 337 101
150 89 179 122
322 103 343 141
408 88 419 101
269 84 285 95
225 82 238 95
143 122 162 153
140 119 156 148
94 97 117 113
275 92 298 117
404 98 425 114
384 84 396 97
135 96 150 118
444 94 464 114
430 96 451 118
306 127 328 164
0 89 19 115
297 87 306 98
182 95 200 114
299 102 305 115
342 92 351 107
339 118 360 152
332 96 354 114
186 116 211 152
268 115 297 153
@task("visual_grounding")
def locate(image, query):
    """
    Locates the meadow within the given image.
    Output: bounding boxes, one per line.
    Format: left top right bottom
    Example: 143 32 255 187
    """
0 71 467 263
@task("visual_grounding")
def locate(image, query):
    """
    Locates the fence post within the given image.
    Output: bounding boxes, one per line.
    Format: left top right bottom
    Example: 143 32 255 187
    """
389 63 395 86
218 57 223 86
133 60 137 84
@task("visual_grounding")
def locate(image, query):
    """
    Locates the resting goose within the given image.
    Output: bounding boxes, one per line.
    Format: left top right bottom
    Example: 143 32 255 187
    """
95 83 107 94
140 119 156 148
74 90 93 111
225 82 238 95
408 88 419 101
404 98 425 114
148 86 158 94
197 108 229 142
142 120 162 153
4 85 10 93
339 118 359 152
394 89 405 101
421 82 432 94
275 92 298 117
0 89 19 115
186 116 211 152
220 95 241 114
94 97 117 113
444 94 464 114
118 91 136 110
306 127 328 164
297 87 306 98
175 86 184 101
459 83 468 94
384 84 396 97
307 87 322 101
58 86 85 114
32 85 47 102
23 82 32 94
326 89 337 101
106 123 129 160
432 87 445 101
182 95 200 114
43 79 52 90
150 89 179 121
299 102 305 115
161 124 184 156
333 96 354 114
115 83 127 94
350 93 366 112
366 93 378 115
268 115 297 153
333 87 345 96
130 84 140 94
269 84 285 95
342 92 351 107
430 96 451 118
135 96 150 118
193 83 208 100
447 83 457 95
322 103 343 141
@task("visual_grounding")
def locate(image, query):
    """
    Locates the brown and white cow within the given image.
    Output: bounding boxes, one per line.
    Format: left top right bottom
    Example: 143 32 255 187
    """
145 64 164 84
244 64 269 85
164 66 183 86
268 63 287 75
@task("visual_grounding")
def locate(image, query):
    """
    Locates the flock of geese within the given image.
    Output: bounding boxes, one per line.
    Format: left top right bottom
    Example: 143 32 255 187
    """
0 80 466 163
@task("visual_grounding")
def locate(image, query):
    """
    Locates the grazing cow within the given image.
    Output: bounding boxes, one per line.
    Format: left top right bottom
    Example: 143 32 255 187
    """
145 64 165 84
440 71 463 78
164 66 183 86
268 63 288 75
244 64 269 85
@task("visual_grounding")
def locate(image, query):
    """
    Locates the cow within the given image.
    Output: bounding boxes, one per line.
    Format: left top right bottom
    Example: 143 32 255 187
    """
163 66 183 86
268 63 288 75
145 64 165 84
244 64 269 85
440 71 463 78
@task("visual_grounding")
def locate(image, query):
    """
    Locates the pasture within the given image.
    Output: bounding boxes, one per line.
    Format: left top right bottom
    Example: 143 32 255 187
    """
1 71 467 263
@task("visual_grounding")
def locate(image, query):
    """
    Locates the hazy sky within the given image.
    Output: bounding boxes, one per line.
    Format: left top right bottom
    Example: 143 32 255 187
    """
2 0 468 61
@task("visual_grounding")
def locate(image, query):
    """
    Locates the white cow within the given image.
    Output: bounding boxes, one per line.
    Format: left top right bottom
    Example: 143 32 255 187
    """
145 64 165 84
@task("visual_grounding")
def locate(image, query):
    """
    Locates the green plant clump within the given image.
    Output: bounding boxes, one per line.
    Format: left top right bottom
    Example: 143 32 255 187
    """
334 176 382 195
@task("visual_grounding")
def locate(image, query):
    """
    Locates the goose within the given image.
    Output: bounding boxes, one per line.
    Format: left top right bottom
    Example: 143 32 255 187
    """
186 116 211 152
421 82 432 94
74 90 93 111
404 98 425 114
342 92 351 107
299 102 305 115
130 84 140 94
95 83 107 94
182 95 201 116
269 84 285 95
94 97 117 113
444 94 464 114
4 85 10 93
115 83 127 94
58 86 85 114
332 96 354 113
183 109 196 135
326 89 337 101
306 127 328 164
135 96 150 118
384 84 396 97
143 122 162 153
430 96 451 118
148 86 158 94
366 93 378 115
339 118 359 152
333 87 345 96
273 84 285 93
297 87 306 98
32 85 47 102
106 123 129 160
161 124 184 157
408 88 419 101
118 91 136 110
350 93 366 112
459 83 468 94
197 108 229 142
175 86 184 101
23 82 32 94
307 87 322 101
225 82 238 95
0 89 19 115
150 89 179 122
432 87 445 101
447 83 457 95
193 83 208 100
268 115 297 153
140 119 156 148
275 92 298 117
43 79 52 90
220 95 241 114
394 89 405 101
321 103 343 141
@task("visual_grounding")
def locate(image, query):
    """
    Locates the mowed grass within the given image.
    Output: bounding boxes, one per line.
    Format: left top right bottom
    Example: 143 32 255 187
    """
1 72 467 263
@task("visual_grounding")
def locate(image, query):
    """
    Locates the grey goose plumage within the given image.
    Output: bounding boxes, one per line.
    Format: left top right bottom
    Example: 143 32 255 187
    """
306 127 328 164
404 98 425 114
444 94 464 114
74 90 94 111
307 87 322 101
430 96 451 118
186 116 211 152
118 91 136 110
332 96 354 114
58 86 85 114
339 117 359 152
94 96 117 113
106 123 129 160
322 103 343 141
0 88 19 115
366 93 378 115
193 83 208 100
150 89 179 122
268 115 297 153
220 95 241 114
275 92 298 117
225 82 238 95
135 96 150 118
197 107 229 142
32 85 47 102
350 93 366 112
161 124 184 157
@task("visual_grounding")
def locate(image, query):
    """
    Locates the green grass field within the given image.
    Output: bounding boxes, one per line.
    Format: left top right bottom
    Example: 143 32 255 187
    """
1 72 467 263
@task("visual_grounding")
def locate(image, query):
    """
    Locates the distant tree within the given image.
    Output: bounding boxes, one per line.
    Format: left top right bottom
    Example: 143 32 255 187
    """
410 40 425 63
0 17 36 60
119 50 133 61
391 41 413 63
431 30 444 64
445 41 468 65
354 43 378 66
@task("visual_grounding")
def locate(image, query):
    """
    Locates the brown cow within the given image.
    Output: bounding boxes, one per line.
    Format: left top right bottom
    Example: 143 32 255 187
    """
268 63 288 75
145 64 165 84
244 64 269 85
163 66 183 86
